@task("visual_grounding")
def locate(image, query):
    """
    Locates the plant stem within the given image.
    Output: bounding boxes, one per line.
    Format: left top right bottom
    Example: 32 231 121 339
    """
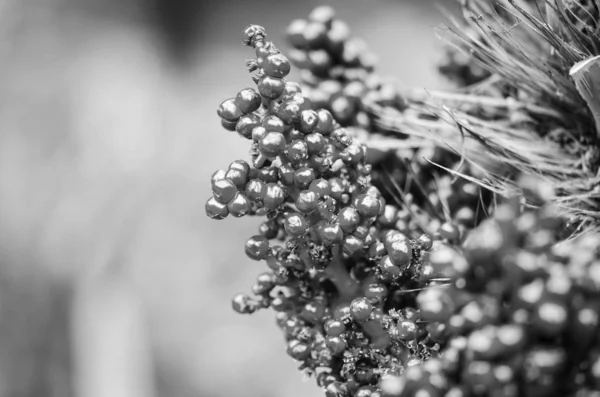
325 246 361 304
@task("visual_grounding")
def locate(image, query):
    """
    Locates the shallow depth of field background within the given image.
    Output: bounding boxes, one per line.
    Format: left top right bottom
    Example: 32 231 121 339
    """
0 0 457 396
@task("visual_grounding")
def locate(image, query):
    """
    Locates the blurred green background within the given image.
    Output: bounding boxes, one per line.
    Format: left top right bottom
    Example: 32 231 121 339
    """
0 0 456 396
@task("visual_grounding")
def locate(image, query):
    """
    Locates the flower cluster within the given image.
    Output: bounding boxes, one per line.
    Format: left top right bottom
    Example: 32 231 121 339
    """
381 198 600 397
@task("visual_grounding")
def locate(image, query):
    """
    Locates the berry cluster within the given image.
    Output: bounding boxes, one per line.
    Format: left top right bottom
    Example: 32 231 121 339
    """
205 24 468 396
380 199 600 397
284 6 405 131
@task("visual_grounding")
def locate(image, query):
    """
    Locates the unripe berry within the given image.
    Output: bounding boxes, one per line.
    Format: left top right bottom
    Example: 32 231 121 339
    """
235 88 262 114
263 53 291 78
257 75 285 99
217 98 243 122
350 297 373 321
284 213 308 237
232 294 254 314
305 132 326 155
338 206 361 233
245 179 266 202
296 190 320 213
245 235 270 260
212 179 238 203
318 222 344 245
205 196 229 220
236 113 261 139
294 167 316 189
227 192 252 217
315 109 335 135
263 183 286 210
356 194 381 218
308 178 331 197
287 139 309 162
259 132 286 157
277 100 302 124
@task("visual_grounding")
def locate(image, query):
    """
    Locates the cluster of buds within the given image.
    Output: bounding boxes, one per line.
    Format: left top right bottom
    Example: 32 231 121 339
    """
381 198 600 397
205 24 470 397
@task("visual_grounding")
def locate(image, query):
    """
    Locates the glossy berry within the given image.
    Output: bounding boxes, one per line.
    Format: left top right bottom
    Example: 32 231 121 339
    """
257 75 285 99
227 192 252 217
325 319 346 336
298 110 319 133
356 194 381 218
296 190 320 213
277 100 302 124
245 179 266 202
338 207 362 233
318 222 344 245
263 53 291 78
284 213 308 237
342 235 364 255
262 115 286 132
217 98 243 122
236 113 261 139
232 293 255 314
350 297 373 321
205 196 229 220
287 139 309 162
263 183 286 210
278 164 295 185
235 88 262 114
294 167 316 189
308 178 331 197
259 132 286 157
212 179 238 203
245 235 270 261
326 336 346 355
305 132 326 155
252 125 268 142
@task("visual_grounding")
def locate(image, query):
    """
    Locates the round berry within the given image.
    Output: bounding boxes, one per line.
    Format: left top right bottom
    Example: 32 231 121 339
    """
294 167 316 189
339 206 361 233
205 196 229 220
342 235 364 256
259 132 286 157
325 336 346 355
277 100 302 124
211 169 227 186
315 109 335 135
417 233 433 250
318 222 344 245
301 301 326 323
324 319 346 336
303 22 328 48
284 213 308 237
308 178 331 197
287 139 309 162
298 109 319 133
235 88 262 114
329 177 347 200
262 115 286 132
340 144 364 165
227 192 252 217
356 194 381 218
350 297 373 322
245 179 266 202
212 179 238 203
397 320 418 340
232 294 254 314
221 119 236 131
236 113 261 139
379 255 402 282
245 235 270 261
327 20 350 54
438 222 461 242
287 340 311 361
308 49 332 77
258 167 279 183
257 75 285 99
217 98 243 122
263 53 291 78
296 190 320 213
417 287 455 322
224 168 247 189
278 164 295 185
305 132 326 155
252 126 267 142
263 183 286 210
387 239 412 267
365 283 388 303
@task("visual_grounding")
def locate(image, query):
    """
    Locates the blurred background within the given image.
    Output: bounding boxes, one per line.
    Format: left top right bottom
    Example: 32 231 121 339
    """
0 0 457 396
